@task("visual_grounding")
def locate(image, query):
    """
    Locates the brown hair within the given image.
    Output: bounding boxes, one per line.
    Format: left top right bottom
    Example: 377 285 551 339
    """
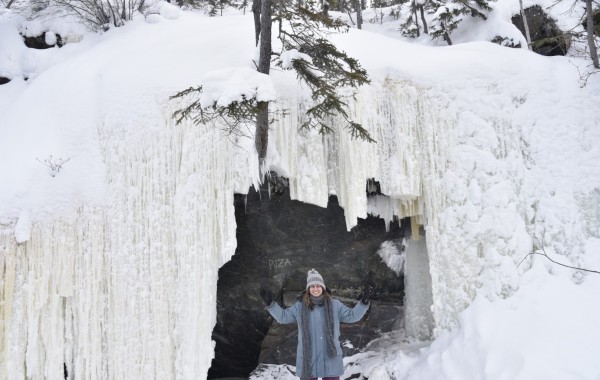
303 287 331 310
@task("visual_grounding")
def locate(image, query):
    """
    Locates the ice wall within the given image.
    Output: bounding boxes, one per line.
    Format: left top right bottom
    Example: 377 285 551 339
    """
429 88 536 331
0 112 249 379
268 77 534 335
404 237 434 340
0 77 535 379
269 79 436 230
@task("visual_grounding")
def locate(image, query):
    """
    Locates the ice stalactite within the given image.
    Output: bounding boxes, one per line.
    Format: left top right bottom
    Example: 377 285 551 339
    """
1 109 246 379
268 79 431 231
268 78 476 333
1 75 538 379
267 78 489 334
269 95 330 209
268 77 532 334
404 237 434 340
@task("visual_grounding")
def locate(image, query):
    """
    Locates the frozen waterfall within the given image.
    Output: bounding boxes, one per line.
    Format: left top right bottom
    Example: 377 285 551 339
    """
404 237 435 340
0 110 246 379
1 78 532 379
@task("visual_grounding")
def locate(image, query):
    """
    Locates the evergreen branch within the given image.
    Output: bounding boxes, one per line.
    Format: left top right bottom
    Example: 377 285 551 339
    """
274 6 372 142
170 86 259 137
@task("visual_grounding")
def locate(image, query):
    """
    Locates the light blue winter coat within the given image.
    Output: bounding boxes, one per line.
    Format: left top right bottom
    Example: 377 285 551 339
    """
266 297 369 379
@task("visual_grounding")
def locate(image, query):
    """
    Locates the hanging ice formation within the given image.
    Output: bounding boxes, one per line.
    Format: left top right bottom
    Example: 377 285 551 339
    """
1 78 533 379
404 237 435 340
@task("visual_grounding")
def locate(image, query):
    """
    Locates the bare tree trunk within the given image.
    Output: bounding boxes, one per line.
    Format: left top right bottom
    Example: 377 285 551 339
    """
413 1 420 37
355 0 362 29
252 0 262 46
255 0 272 168
586 0 599 68
346 7 356 25
443 32 452 45
256 101 269 169
419 4 427 34
278 0 283 37
519 0 531 50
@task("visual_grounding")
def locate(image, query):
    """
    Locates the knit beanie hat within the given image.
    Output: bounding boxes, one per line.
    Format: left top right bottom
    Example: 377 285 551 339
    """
306 268 325 290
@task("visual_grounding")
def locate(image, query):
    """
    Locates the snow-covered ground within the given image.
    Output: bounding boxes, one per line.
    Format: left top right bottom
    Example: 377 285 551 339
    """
1 1 600 379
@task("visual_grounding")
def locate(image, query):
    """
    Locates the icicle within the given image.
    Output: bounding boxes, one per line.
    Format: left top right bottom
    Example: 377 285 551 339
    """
0 103 254 379
268 79 433 231
0 72 541 377
404 237 434 340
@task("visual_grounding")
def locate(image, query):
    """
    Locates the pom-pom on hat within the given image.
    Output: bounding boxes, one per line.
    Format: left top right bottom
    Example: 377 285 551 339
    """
306 268 325 290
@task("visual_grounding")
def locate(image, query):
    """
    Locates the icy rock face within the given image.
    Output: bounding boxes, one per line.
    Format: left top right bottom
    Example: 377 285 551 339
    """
269 79 461 334
511 5 570 56
269 78 534 335
0 113 243 380
426 83 535 333
0 78 535 379
210 184 404 377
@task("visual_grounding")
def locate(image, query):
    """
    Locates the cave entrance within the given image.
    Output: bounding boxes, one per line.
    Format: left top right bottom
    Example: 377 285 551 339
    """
207 177 432 379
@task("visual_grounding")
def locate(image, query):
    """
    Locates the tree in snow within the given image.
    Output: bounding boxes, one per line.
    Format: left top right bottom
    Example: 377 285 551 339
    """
253 0 272 164
397 0 494 44
517 0 532 49
1 0 149 29
51 0 148 29
398 0 429 38
329 0 363 29
173 0 371 172
36 155 71 177
429 0 494 45
584 0 599 69
185 0 245 16
254 0 372 167
370 0 387 24
255 0 373 168
1 0 17 9
2 0 50 14
557 0 599 80
274 6 371 136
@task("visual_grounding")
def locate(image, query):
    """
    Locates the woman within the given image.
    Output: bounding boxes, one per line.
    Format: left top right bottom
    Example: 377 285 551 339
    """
260 269 371 380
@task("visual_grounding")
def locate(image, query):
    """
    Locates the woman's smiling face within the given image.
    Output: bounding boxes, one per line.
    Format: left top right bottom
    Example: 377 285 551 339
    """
309 285 323 297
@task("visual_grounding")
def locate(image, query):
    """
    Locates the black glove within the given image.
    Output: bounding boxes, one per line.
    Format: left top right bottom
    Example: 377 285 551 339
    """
259 287 273 306
359 287 372 305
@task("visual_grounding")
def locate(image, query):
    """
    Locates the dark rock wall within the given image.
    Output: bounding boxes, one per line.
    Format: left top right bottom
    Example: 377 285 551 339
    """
208 180 407 379
22 32 63 49
512 5 571 56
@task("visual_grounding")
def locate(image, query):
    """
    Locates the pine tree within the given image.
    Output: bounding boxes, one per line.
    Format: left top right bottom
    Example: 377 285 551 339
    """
429 0 494 45
254 0 271 165
397 0 494 45
275 5 371 139
172 0 371 172
398 0 427 38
